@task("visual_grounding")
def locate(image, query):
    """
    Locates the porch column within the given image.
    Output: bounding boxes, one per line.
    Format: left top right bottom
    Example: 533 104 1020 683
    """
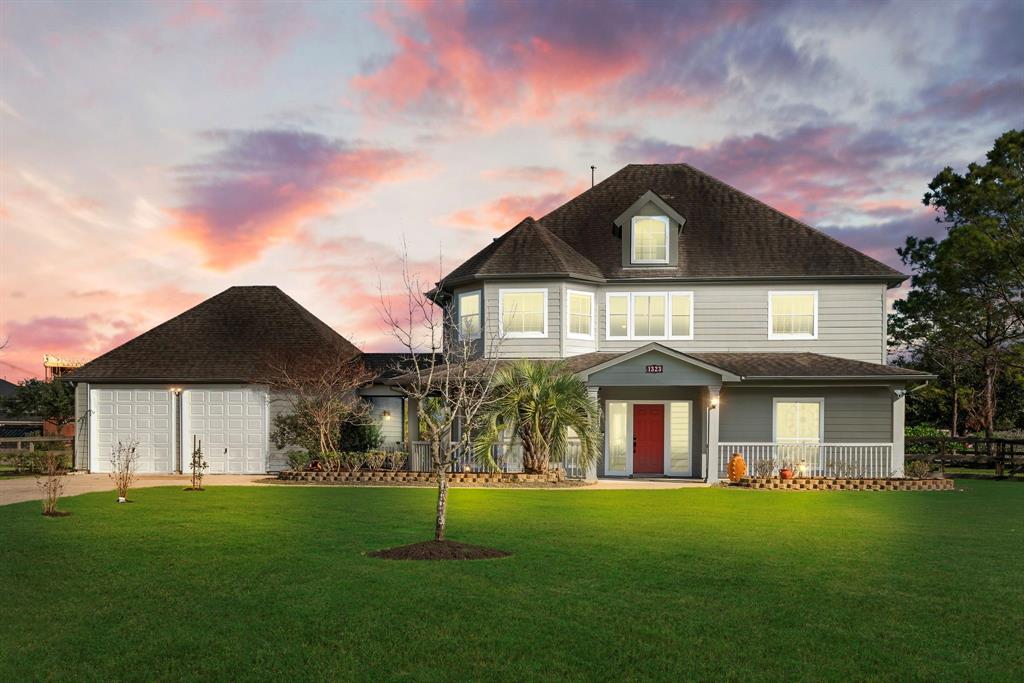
891 388 906 477
705 386 721 484
586 386 600 482
407 397 420 444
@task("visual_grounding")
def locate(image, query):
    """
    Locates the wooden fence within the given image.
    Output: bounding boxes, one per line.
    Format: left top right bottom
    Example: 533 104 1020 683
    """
905 436 1024 477
0 436 75 473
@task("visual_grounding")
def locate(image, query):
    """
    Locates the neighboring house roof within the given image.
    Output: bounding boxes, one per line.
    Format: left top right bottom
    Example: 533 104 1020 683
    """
443 216 604 285
441 163 905 287
0 378 18 399
67 286 361 383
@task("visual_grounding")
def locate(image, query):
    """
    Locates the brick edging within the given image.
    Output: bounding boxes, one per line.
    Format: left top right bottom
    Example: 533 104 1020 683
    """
736 477 955 491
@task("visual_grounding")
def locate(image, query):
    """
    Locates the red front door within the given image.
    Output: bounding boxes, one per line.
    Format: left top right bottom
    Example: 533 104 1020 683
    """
633 404 664 474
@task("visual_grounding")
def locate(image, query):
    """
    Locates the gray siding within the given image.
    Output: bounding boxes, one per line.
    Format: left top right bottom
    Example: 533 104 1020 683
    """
73 382 90 470
368 396 404 448
266 389 293 471
483 280 563 358
719 386 893 443
588 351 723 386
596 282 887 363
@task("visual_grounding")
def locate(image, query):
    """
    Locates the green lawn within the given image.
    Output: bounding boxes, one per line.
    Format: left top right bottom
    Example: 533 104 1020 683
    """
2 483 1022 681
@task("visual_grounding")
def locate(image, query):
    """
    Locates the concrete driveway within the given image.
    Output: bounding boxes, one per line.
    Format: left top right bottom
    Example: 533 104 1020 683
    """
0 473 274 506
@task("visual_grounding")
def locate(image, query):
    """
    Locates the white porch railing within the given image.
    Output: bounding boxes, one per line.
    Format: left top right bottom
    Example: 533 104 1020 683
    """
718 442 894 479
407 439 585 479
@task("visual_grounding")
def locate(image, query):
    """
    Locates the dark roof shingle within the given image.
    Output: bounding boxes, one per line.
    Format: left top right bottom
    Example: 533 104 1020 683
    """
68 286 361 383
443 164 905 286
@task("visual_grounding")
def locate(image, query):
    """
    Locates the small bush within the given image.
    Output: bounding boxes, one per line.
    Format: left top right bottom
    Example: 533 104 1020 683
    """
904 459 935 479
339 420 382 453
339 451 364 473
287 450 311 472
363 451 387 471
109 440 140 502
387 451 408 472
36 450 67 516
751 458 776 478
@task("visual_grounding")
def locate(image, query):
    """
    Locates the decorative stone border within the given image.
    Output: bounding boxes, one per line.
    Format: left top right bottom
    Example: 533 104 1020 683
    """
737 476 955 491
278 469 567 485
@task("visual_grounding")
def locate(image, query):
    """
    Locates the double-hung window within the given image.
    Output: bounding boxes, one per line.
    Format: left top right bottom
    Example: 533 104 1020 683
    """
769 291 817 339
566 290 594 339
774 398 823 468
631 216 670 264
607 291 693 340
457 291 481 340
499 289 547 337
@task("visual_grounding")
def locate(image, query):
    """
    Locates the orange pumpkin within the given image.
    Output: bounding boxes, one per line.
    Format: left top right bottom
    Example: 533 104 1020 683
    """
728 453 747 482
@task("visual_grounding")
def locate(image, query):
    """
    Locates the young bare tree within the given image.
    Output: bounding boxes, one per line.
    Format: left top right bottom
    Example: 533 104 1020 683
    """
37 449 67 516
187 436 209 491
378 246 503 542
109 439 139 503
262 354 376 473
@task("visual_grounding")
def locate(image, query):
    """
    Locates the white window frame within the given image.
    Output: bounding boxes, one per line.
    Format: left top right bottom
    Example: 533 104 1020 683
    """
498 288 548 338
630 292 668 340
565 289 595 340
772 397 825 443
668 291 694 341
631 215 671 264
605 292 631 340
456 290 482 341
767 290 818 340
604 290 695 341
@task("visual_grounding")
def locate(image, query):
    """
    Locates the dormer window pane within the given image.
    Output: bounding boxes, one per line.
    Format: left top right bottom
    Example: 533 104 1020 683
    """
500 290 546 336
457 291 481 340
632 216 669 263
632 294 666 337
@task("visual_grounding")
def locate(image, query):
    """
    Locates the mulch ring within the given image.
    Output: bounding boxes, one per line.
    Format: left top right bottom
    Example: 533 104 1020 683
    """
42 511 72 517
367 540 511 561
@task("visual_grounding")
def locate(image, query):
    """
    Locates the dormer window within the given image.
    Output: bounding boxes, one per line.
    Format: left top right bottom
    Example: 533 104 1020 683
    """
631 216 670 264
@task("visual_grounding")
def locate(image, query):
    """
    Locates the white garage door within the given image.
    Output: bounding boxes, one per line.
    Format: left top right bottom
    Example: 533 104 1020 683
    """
183 387 267 474
91 387 174 473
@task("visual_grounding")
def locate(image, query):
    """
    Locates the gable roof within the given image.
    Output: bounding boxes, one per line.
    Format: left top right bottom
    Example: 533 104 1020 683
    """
442 163 905 287
68 286 361 383
443 216 603 285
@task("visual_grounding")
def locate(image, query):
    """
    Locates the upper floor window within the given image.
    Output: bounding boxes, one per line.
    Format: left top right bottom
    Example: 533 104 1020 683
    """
566 290 594 340
607 291 693 340
769 291 817 339
457 290 481 340
499 288 547 337
631 216 670 264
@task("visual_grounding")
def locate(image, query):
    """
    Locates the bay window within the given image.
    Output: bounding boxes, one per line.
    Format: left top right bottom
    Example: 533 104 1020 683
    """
499 288 547 337
606 293 629 339
456 290 481 340
566 290 594 339
606 291 694 340
632 294 666 338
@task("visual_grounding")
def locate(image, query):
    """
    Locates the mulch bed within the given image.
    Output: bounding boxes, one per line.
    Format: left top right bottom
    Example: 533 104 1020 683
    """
367 540 511 561
42 511 72 517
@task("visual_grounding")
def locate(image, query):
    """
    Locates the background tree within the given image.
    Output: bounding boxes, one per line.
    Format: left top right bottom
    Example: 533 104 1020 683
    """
474 359 600 474
378 248 502 543
891 130 1024 435
1 378 75 434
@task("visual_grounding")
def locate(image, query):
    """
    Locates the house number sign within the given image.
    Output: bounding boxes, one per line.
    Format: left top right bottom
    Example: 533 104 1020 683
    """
645 364 664 374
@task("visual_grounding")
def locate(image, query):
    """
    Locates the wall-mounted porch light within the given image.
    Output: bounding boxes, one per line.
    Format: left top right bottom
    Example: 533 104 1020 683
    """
170 387 182 395
709 395 720 409
382 410 392 421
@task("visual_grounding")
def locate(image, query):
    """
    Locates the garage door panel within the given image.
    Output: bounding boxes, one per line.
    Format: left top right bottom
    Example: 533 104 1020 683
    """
184 387 266 474
91 386 175 473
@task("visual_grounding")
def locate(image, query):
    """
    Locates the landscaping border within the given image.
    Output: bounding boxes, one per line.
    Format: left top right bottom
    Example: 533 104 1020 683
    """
277 469 578 487
737 476 955 491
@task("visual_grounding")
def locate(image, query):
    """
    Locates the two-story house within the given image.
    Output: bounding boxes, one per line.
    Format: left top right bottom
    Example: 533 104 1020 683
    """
426 163 932 481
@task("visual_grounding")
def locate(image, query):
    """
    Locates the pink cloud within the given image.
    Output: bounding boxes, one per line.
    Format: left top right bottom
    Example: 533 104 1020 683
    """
170 129 415 271
446 185 585 231
482 166 568 185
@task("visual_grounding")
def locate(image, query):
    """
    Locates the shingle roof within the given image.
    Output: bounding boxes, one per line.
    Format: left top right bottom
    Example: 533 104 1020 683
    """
389 351 932 385
67 286 361 383
444 216 603 283
565 350 932 379
443 164 905 286
361 352 441 381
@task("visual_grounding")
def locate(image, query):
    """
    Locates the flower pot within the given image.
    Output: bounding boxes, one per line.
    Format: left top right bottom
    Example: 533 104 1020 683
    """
779 468 794 480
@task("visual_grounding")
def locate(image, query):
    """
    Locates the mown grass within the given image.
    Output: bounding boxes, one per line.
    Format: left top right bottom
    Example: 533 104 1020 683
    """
1 482 1021 681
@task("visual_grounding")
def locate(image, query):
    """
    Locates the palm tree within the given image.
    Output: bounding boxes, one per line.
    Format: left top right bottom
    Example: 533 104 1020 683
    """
474 360 601 474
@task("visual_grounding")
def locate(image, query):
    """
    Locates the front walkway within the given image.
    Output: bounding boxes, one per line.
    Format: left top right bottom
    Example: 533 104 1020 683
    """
0 472 709 506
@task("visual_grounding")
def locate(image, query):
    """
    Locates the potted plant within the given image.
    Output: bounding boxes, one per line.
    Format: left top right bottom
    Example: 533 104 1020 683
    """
779 465 795 480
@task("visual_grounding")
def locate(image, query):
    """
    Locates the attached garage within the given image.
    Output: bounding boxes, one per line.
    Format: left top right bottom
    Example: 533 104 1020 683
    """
91 386 175 473
183 387 267 474
68 286 364 474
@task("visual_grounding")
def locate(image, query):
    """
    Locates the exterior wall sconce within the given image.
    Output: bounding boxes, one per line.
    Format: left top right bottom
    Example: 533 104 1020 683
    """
709 395 719 410
170 387 182 395
382 410 392 421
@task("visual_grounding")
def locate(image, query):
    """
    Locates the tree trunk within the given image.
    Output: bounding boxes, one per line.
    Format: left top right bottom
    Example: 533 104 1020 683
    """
435 467 448 541
951 369 959 437
984 362 997 438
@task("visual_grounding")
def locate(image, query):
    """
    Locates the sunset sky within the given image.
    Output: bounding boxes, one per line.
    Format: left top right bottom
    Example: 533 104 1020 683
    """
1 0 1021 381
